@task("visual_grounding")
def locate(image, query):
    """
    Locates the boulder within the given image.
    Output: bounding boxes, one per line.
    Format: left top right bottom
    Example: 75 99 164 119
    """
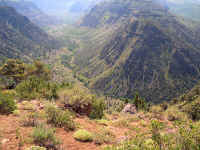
121 104 137 114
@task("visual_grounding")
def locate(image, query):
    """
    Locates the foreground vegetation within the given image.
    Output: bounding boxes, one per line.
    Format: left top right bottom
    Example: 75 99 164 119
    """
0 59 200 150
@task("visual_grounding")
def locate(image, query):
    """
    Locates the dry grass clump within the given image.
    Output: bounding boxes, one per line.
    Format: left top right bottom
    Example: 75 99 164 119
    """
93 127 116 145
45 104 76 131
165 106 189 122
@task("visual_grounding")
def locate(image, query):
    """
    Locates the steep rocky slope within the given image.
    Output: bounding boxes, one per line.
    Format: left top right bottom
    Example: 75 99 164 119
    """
0 6 59 61
81 0 169 28
74 0 200 103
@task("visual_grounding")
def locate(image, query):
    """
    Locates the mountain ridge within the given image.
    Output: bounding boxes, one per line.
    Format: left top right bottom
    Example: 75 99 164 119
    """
0 6 59 62
74 0 200 103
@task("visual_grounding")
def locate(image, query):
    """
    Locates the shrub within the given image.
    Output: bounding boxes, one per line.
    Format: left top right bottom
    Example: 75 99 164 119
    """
32 124 60 148
0 92 16 114
21 112 40 127
62 89 93 115
93 128 115 145
73 130 93 142
45 105 75 131
132 92 149 111
185 99 200 120
166 106 188 122
0 59 26 87
16 76 58 100
62 88 105 118
29 60 51 80
89 98 105 119
0 59 51 89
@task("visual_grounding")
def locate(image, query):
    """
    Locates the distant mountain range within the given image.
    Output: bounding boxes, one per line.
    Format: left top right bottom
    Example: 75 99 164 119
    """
75 0 200 103
0 6 59 62
27 0 103 16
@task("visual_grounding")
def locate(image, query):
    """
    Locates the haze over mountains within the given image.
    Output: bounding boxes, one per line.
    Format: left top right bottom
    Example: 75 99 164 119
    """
167 0 200 21
0 0 61 27
27 0 104 19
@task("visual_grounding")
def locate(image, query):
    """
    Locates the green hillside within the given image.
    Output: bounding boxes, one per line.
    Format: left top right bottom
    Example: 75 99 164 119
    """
0 6 59 62
73 0 200 103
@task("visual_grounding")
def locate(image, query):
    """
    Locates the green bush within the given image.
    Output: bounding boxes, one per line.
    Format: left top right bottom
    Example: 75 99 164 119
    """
65 93 93 115
89 98 105 119
16 76 58 100
132 92 149 111
0 59 26 88
62 89 105 118
0 92 16 114
32 124 60 148
46 105 75 131
73 129 93 142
